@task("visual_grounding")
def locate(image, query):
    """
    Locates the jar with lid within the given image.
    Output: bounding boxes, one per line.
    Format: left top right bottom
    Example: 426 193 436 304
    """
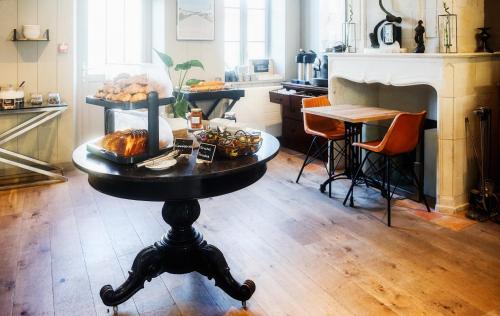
189 108 203 130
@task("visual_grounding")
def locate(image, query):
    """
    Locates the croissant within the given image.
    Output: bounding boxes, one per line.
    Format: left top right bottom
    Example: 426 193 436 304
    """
115 93 132 102
124 83 146 95
130 92 147 102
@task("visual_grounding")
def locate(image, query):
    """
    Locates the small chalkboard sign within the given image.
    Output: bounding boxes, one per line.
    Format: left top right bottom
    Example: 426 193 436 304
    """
174 138 194 155
197 143 216 163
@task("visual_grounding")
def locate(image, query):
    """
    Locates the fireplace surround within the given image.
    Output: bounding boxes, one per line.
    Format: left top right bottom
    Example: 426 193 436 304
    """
328 52 500 213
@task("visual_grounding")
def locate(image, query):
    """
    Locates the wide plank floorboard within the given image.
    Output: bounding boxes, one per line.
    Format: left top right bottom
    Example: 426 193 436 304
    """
0 149 499 315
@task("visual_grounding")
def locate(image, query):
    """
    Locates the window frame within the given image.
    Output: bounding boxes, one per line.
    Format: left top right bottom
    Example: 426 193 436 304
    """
83 0 154 76
224 0 270 68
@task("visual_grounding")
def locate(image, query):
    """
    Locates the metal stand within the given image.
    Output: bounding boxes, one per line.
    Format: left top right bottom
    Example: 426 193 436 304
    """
86 92 175 164
0 105 68 189
175 89 245 119
466 107 499 221
343 152 431 226
319 122 362 193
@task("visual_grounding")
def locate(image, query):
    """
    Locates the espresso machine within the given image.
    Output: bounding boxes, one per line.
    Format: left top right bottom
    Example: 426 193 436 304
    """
292 49 317 85
311 54 329 87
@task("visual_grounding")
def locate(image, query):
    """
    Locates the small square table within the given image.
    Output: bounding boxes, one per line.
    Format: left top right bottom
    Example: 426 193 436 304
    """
302 105 401 192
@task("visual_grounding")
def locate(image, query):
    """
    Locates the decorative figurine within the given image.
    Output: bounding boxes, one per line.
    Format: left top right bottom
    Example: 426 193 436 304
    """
369 0 402 49
476 27 493 53
414 20 426 53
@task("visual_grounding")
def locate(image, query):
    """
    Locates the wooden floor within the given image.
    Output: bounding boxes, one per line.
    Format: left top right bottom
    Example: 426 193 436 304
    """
1 149 500 316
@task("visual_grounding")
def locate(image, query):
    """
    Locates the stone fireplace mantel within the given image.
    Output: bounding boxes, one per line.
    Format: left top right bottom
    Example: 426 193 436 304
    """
328 52 500 213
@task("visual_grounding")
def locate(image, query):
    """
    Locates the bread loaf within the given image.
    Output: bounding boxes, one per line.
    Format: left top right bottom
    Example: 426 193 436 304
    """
101 129 148 157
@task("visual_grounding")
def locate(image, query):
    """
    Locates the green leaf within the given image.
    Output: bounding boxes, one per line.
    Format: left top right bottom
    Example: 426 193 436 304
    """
153 49 173 68
175 62 190 71
174 60 205 71
186 60 204 70
174 99 189 118
186 79 203 86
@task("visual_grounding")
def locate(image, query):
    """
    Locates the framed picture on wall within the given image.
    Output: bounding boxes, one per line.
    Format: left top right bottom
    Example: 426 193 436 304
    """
177 0 215 41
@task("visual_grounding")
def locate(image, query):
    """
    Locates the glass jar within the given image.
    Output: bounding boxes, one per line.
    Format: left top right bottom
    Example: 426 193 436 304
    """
189 108 203 130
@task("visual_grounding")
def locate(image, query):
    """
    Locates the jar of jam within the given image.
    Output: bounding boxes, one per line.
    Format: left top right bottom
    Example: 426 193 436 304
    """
189 108 203 129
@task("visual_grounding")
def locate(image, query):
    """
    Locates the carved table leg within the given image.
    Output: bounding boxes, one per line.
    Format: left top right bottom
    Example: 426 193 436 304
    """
100 245 165 306
196 243 256 305
99 199 255 307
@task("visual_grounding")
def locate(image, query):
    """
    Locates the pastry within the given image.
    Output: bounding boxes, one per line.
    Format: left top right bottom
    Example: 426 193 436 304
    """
101 129 148 157
116 93 132 102
124 83 146 95
130 92 147 102
94 73 168 102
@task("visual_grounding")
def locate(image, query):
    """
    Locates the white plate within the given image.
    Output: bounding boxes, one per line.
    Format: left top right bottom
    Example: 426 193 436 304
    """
145 159 177 171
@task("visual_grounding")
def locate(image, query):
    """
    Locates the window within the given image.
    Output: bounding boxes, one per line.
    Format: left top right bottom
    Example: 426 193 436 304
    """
318 0 346 50
224 0 269 69
86 0 153 74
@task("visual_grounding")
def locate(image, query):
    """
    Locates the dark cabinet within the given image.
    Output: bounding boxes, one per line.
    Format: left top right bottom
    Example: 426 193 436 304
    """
269 82 328 154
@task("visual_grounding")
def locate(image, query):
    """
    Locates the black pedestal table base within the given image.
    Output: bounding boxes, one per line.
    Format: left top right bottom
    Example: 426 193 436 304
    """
319 122 363 194
100 200 255 308
72 132 279 309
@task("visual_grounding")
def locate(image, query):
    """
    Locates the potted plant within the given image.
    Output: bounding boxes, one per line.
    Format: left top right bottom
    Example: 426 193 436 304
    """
154 49 204 118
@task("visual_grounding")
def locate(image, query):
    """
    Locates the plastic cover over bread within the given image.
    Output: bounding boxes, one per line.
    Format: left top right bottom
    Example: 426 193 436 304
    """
113 110 174 150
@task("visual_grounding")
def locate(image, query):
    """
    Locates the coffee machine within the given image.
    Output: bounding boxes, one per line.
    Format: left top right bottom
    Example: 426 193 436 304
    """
311 54 328 87
292 49 317 85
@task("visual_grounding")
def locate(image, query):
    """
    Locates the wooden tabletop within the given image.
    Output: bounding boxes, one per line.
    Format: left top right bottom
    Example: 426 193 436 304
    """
301 104 401 123
72 132 280 201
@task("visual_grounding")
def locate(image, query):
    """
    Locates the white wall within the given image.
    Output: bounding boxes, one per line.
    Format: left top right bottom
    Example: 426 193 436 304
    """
162 0 300 83
363 0 484 53
231 85 283 136
300 0 321 52
162 0 225 83
0 0 75 175
301 0 485 53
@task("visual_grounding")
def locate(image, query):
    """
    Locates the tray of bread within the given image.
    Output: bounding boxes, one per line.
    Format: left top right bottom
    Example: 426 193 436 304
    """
87 73 175 109
87 129 170 164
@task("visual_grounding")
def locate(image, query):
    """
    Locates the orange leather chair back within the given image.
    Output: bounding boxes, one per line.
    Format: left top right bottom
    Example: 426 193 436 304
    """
302 96 343 133
379 111 427 155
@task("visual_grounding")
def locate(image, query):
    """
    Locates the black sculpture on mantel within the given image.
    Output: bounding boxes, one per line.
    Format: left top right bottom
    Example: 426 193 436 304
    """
369 0 402 48
476 27 493 53
414 20 426 53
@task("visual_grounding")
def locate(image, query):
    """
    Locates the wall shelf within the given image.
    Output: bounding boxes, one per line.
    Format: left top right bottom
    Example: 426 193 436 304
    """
11 28 50 41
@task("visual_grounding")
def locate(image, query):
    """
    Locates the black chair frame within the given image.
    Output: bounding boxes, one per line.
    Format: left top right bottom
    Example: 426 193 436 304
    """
296 136 346 198
343 150 431 226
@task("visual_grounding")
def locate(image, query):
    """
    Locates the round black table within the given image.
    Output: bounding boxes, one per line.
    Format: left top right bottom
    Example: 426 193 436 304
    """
72 132 280 309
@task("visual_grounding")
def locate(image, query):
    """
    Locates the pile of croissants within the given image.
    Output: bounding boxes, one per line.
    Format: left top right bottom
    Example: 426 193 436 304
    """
94 73 168 103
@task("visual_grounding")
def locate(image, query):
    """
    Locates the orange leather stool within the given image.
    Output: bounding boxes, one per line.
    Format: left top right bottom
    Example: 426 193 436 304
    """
343 111 431 226
296 96 346 197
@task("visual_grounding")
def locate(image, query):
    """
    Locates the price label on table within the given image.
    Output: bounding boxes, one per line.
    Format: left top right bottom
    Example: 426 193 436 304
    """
174 138 194 155
197 143 216 163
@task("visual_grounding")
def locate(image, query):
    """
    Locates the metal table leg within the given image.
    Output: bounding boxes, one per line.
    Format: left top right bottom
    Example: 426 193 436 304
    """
0 107 68 189
319 122 362 194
